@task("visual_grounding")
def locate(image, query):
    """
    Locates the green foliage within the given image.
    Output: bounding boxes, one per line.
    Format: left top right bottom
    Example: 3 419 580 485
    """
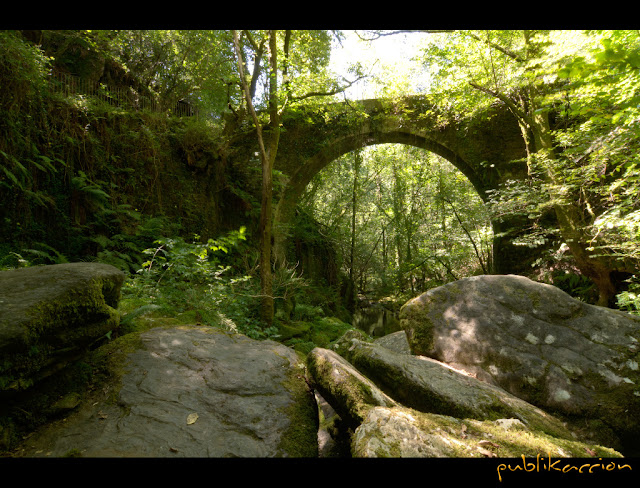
1 30 362 358
416 30 640 307
302 143 492 299
551 33 640 276
0 31 64 241
275 315 353 355
119 226 351 348
551 271 597 303
617 277 640 315
137 229 246 284
119 227 281 340
108 30 237 115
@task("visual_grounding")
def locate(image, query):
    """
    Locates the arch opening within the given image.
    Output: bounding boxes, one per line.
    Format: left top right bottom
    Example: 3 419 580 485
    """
286 141 494 304
270 96 534 287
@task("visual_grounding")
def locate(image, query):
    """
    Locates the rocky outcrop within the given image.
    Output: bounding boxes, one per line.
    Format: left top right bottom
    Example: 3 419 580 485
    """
5 269 635 459
331 337 573 439
399 274 640 453
0 263 125 392
306 347 398 428
307 338 621 459
352 406 621 459
13 326 318 457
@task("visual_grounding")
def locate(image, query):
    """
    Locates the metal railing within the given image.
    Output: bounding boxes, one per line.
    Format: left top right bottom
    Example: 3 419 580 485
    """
48 71 199 118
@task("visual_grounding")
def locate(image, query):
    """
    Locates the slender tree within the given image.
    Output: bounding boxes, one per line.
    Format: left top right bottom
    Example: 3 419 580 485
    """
233 30 280 326
231 30 359 325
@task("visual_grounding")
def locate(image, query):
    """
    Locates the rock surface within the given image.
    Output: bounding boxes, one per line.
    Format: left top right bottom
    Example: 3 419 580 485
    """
307 340 620 458
14 326 318 457
0 263 124 391
306 347 398 428
399 274 640 452
373 330 412 354
333 337 573 439
352 406 622 459
4 269 634 459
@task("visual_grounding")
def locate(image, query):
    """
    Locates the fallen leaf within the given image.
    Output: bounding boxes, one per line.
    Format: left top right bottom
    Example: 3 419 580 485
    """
478 440 500 449
186 413 199 425
169 447 179 453
477 447 497 458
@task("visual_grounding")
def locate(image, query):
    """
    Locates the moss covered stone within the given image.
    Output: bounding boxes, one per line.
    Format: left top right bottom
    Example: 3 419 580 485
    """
352 406 623 458
337 337 574 440
399 274 640 453
307 347 398 428
0 263 124 392
13 325 319 457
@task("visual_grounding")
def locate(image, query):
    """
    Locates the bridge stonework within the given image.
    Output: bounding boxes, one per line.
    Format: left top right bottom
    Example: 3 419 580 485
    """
229 95 541 276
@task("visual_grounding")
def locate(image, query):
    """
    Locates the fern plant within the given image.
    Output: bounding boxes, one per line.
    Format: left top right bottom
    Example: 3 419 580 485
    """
617 277 640 315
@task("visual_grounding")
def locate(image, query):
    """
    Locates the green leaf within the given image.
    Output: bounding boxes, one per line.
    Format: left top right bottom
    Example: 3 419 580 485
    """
557 67 572 79
1 165 20 187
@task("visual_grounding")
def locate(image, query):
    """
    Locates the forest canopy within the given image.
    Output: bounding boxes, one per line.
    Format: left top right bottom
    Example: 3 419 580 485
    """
1 29 639 337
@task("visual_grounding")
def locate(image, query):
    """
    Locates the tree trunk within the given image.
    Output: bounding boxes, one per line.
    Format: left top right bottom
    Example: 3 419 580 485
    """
470 77 618 307
391 161 405 290
233 30 280 327
346 150 361 314
531 110 617 306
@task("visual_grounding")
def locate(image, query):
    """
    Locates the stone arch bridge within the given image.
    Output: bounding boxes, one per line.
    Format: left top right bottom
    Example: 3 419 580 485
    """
229 95 536 275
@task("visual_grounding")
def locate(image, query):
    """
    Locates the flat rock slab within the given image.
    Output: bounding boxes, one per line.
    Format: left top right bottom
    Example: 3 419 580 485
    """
0 263 124 391
334 338 573 440
15 326 318 457
352 406 622 459
399 274 640 451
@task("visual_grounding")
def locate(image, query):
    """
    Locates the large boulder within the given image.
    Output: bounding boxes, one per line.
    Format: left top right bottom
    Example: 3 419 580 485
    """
307 343 621 458
399 274 640 452
14 326 319 457
0 263 125 391
306 347 398 428
332 337 574 440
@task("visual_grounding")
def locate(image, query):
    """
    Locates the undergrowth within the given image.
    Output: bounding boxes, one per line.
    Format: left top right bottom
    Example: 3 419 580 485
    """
114 228 354 349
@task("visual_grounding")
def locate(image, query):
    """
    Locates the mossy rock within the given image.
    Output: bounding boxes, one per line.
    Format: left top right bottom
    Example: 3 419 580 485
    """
0 263 125 393
336 338 575 440
277 321 311 341
307 347 398 428
352 406 623 459
399 274 640 453
13 325 319 457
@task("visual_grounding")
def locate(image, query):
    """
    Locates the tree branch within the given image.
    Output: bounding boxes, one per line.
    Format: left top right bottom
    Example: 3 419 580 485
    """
291 74 367 101
464 31 526 63
356 30 452 41
468 81 535 128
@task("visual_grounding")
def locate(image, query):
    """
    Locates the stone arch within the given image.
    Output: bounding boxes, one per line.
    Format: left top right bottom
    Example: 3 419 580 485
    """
275 129 487 223
225 95 538 275
273 129 488 258
269 97 535 275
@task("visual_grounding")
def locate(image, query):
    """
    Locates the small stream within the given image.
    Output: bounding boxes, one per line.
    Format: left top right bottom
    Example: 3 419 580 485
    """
352 300 402 338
